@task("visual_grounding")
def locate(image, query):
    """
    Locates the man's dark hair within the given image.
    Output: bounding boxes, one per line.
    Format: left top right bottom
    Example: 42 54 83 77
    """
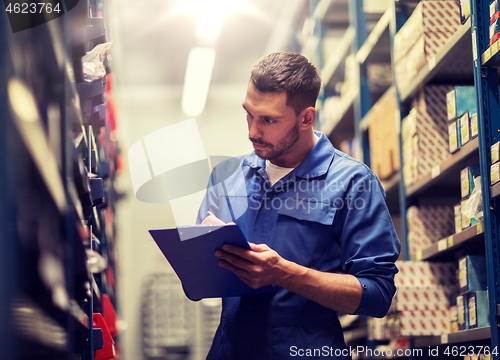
250 51 322 115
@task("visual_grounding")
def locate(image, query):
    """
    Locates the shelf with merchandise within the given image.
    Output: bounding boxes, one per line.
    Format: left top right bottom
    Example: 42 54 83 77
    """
413 326 491 348
414 221 484 261
481 39 500 67
397 19 474 104
315 0 392 149
491 182 500 199
405 137 480 199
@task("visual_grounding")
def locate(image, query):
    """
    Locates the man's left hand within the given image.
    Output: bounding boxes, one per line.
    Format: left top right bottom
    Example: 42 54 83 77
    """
215 243 288 289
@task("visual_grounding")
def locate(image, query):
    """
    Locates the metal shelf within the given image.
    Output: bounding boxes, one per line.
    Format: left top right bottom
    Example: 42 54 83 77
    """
415 222 484 261
405 137 479 199
321 26 355 90
481 39 500 67
399 19 474 103
491 182 500 199
360 86 395 131
413 327 491 348
321 88 357 143
356 7 392 65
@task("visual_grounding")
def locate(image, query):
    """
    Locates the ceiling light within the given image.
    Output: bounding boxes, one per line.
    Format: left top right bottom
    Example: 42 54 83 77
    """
181 47 216 118
178 0 253 44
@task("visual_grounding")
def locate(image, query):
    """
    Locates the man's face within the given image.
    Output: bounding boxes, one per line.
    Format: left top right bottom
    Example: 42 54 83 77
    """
242 83 302 166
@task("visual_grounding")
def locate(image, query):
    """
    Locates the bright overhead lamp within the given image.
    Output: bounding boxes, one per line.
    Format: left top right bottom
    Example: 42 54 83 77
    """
178 0 253 45
181 47 216 118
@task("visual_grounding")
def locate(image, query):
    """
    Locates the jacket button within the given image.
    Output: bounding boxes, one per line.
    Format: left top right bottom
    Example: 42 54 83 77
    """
288 175 292 179
362 284 367 289
360 307 364 311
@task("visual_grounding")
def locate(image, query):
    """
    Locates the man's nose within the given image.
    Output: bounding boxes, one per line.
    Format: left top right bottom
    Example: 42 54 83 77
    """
248 118 261 139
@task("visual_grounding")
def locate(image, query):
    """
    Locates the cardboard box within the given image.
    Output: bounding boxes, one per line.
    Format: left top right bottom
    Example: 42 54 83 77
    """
454 204 462 234
394 2 460 90
460 0 471 23
461 165 481 199
459 255 488 294
401 86 452 183
491 141 500 164
395 261 457 287
399 309 450 336
407 205 455 254
368 94 400 180
448 119 460 154
460 112 471 146
447 86 477 121
490 18 500 46
457 294 468 330
461 198 473 229
468 291 490 329
394 285 454 311
449 305 458 332
491 0 500 24
470 112 479 139
491 162 500 185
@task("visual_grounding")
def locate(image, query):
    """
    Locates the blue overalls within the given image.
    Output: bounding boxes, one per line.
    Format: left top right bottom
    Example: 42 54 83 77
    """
197 132 401 359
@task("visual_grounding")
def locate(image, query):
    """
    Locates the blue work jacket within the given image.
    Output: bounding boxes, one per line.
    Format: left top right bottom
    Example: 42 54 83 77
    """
197 132 400 359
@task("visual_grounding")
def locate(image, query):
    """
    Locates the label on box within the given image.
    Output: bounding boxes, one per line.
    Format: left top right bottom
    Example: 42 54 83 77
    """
491 162 500 185
454 204 462 234
471 113 478 138
491 141 500 164
457 294 466 329
459 257 467 289
462 200 472 229
469 294 477 327
449 121 458 153
447 89 456 120
461 168 470 198
460 112 470 145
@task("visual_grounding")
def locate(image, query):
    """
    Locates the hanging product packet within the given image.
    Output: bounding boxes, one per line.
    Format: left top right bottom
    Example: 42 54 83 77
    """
82 42 113 82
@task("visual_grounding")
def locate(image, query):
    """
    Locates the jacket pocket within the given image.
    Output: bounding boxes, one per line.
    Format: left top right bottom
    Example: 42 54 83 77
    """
275 197 337 225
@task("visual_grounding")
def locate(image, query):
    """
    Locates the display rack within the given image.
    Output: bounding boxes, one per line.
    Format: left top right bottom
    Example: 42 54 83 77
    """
303 0 500 358
0 0 122 358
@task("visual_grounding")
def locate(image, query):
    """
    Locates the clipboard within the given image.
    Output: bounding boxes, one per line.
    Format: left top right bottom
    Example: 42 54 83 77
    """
149 224 275 301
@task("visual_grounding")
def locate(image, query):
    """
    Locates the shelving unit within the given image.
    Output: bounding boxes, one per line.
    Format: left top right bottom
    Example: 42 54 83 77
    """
303 0 500 358
0 1 122 359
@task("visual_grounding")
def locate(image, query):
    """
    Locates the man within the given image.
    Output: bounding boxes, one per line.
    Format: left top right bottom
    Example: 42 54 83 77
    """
197 51 400 359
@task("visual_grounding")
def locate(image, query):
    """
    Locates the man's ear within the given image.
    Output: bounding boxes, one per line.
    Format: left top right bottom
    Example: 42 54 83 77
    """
301 107 317 128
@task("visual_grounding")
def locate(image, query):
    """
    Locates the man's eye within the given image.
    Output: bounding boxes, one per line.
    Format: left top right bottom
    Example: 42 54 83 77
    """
263 118 274 124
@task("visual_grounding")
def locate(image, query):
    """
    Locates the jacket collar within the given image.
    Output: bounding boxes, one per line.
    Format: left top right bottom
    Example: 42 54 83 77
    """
241 131 335 179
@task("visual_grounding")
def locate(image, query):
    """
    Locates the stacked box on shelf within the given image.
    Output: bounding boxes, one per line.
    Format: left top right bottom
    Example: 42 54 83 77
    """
457 255 489 330
368 94 400 180
391 261 458 336
491 141 500 185
446 86 477 153
468 291 490 329
407 205 455 255
457 293 469 330
491 0 500 45
402 86 452 187
460 165 482 229
394 1 461 92
459 0 471 23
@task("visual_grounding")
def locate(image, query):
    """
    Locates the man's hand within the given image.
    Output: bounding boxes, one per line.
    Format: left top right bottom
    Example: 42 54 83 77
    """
216 242 363 314
215 243 292 289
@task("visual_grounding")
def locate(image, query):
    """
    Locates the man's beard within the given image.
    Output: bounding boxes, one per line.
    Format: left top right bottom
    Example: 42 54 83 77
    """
250 121 300 161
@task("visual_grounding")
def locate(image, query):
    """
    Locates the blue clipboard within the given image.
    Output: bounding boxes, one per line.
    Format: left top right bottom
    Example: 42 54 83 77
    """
149 224 275 301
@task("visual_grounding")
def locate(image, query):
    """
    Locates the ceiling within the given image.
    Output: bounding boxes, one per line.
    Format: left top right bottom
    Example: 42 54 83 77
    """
114 0 310 86
112 0 388 89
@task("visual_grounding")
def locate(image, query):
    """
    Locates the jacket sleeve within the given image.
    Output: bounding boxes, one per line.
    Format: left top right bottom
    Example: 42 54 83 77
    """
339 173 401 318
